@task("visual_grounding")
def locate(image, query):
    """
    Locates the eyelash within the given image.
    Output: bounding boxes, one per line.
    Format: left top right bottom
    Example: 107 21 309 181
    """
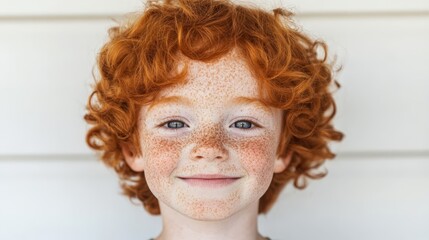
158 118 261 131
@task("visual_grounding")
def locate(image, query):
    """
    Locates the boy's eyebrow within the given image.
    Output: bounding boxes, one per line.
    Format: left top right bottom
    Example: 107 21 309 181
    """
229 96 273 114
147 95 272 114
147 95 193 113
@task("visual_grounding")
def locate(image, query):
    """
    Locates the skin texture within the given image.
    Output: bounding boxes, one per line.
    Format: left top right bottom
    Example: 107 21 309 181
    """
123 48 291 240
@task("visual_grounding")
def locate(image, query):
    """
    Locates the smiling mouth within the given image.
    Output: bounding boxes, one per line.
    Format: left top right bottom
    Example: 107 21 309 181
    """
177 175 242 188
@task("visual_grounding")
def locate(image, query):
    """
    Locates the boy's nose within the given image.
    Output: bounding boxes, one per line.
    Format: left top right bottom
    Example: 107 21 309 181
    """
190 146 229 162
189 124 230 162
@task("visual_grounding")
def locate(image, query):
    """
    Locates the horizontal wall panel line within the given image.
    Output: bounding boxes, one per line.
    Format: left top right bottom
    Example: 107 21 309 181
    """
298 10 429 18
0 14 122 21
0 154 98 161
1 11 429 22
1 151 428 161
336 151 429 158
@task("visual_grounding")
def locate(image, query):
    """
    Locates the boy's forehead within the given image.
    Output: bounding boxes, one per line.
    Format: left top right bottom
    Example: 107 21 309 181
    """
158 57 259 102
174 50 258 91
143 49 272 114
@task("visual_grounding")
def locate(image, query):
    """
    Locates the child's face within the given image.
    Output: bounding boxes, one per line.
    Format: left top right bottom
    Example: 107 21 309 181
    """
125 49 289 220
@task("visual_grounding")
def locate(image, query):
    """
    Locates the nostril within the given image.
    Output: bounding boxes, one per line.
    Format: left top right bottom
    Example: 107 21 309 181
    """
190 146 229 161
192 155 226 161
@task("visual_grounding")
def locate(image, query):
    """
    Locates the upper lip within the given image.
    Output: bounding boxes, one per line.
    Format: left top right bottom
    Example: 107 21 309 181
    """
178 174 242 179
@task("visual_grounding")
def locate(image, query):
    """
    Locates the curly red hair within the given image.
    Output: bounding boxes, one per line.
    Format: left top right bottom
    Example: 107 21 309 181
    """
84 0 344 215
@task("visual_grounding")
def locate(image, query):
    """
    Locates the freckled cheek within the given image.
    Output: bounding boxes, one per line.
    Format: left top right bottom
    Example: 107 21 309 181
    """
142 135 185 179
236 136 275 181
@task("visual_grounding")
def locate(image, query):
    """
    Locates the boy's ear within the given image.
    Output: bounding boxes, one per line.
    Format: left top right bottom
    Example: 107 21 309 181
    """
120 143 145 172
273 151 293 174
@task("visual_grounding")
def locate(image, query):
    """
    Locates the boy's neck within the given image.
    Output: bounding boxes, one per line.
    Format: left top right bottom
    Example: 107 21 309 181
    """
154 200 266 240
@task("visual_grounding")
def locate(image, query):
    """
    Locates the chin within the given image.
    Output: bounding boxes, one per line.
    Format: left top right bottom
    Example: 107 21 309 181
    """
185 208 238 221
178 201 240 221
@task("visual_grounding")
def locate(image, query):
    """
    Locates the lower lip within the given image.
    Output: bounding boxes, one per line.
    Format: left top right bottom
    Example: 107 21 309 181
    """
179 178 240 188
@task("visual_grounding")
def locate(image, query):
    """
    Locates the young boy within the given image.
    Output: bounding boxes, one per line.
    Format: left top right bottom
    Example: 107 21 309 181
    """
84 0 343 239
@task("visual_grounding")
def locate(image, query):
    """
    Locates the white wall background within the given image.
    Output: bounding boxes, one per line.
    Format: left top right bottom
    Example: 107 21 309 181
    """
0 0 428 239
